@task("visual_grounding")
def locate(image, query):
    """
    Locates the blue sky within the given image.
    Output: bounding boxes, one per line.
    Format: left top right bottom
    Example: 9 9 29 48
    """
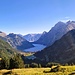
0 0 75 35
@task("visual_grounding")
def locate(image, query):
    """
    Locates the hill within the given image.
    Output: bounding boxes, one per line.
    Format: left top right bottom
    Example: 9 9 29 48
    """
0 38 16 59
0 38 25 69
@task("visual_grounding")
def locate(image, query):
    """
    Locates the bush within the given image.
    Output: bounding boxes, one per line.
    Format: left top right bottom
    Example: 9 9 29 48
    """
30 63 38 68
0 59 5 69
0 57 10 69
64 63 68 66
38 64 41 68
46 62 60 68
50 65 67 72
25 64 30 68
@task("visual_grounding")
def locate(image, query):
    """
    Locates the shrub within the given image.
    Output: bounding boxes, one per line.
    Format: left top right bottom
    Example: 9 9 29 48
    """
50 65 61 72
30 63 38 68
64 63 68 66
50 65 67 72
0 59 5 69
25 64 30 68
38 64 41 68
46 62 60 68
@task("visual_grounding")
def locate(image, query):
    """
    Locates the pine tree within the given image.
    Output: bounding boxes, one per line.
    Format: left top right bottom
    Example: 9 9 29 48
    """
10 54 25 69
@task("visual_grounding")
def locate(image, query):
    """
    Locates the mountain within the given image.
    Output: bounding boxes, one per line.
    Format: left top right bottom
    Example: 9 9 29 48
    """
35 21 75 46
0 38 16 59
23 33 42 42
18 34 23 37
34 31 47 44
0 31 7 37
34 29 75 64
0 38 25 69
0 31 34 51
6 33 34 51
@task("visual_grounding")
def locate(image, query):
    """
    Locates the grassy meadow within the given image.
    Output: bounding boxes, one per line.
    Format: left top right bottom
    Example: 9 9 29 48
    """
0 66 75 75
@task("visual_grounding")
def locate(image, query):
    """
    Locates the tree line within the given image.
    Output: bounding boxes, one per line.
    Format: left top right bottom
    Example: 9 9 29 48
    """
0 54 74 69
0 54 25 69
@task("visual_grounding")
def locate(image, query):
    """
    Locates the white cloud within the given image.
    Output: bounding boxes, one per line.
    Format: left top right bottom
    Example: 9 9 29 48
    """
65 17 70 19
60 17 71 23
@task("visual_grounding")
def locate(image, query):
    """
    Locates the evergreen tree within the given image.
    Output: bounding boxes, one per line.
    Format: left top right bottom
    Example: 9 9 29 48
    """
10 54 25 69
30 63 38 68
0 59 5 69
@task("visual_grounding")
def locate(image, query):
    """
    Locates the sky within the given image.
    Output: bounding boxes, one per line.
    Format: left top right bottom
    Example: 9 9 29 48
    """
0 0 75 35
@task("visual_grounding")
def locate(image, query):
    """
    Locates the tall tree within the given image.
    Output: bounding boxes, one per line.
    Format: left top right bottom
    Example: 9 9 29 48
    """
10 54 25 69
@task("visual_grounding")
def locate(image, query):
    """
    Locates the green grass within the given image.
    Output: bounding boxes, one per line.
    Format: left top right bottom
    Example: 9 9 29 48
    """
19 51 34 56
0 66 75 75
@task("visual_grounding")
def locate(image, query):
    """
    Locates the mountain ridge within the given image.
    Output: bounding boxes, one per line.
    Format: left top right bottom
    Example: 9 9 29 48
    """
0 32 34 51
35 21 75 46
34 29 75 64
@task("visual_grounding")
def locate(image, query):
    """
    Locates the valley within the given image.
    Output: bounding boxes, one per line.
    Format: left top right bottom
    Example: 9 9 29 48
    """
0 0 75 75
1 21 75 75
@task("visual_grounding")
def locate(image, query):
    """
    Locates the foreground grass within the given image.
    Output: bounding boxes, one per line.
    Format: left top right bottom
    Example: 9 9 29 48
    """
0 66 75 75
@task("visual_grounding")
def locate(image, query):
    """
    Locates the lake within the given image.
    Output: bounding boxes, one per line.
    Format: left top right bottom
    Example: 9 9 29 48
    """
24 44 46 52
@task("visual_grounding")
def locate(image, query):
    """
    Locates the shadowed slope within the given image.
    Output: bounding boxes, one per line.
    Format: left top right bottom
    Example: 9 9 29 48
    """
35 29 75 64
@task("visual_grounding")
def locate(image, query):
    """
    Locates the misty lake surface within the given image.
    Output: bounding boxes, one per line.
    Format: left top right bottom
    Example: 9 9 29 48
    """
24 44 46 52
